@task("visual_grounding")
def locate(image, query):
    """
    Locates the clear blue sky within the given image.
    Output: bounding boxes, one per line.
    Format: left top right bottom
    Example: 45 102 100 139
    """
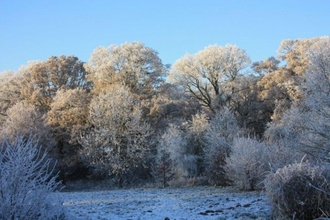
1 0 329 72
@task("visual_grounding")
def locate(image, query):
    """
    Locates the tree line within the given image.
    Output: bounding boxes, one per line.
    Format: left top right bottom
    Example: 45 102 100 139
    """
0 37 330 192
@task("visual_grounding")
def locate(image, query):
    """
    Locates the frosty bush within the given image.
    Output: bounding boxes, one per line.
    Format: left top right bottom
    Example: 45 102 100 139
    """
264 161 330 219
158 124 197 182
0 136 65 220
204 108 241 186
226 137 267 190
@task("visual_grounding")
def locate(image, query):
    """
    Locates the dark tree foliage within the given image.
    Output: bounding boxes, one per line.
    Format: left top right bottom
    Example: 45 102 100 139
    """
152 149 175 188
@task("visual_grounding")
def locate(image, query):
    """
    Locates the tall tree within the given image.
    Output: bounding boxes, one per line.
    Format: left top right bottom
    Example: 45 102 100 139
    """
0 101 55 153
169 44 250 112
86 42 167 96
79 85 151 187
47 88 91 180
20 55 91 112
0 71 22 124
204 107 241 185
265 37 330 162
251 57 280 75
257 37 330 123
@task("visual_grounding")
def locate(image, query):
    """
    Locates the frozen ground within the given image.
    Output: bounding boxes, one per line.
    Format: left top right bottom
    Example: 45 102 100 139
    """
58 187 271 220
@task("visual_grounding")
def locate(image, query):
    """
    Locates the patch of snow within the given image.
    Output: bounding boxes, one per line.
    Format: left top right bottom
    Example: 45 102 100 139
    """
57 187 271 220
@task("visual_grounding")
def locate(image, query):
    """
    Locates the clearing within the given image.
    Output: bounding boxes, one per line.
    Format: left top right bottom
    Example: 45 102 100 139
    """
58 186 271 220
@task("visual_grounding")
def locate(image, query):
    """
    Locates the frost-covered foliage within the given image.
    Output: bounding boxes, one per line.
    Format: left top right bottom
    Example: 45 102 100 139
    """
255 38 330 124
48 88 91 130
204 108 241 186
148 83 201 131
0 101 55 152
158 124 197 184
264 161 330 219
296 38 330 161
47 88 92 181
265 142 301 173
226 137 267 190
86 41 167 95
185 112 209 175
155 108 242 186
251 56 280 75
79 85 151 187
0 136 65 220
169 44 250 112
264 107 305 152
0 71 22 125
277 37 330 76
265 37 330 162
19 56 90 113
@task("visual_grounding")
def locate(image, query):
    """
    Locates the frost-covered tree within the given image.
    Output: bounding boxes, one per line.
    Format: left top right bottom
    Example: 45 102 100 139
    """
169 44 250 112
86 42 167 96
0 71 22 124
0 136 65 220
296 38 330 161
185 112 209 174
256 66 300 123
227 74 268 135
148 83 201 131
251 57 280 76
158 124 197 183
277 37 330 76
20 55 90 112
226 137 267 190
265 37 330 162
0 101 55 153
79 85 151 187
48 88 91 131
277 39 312 76
257 37 330 124
204 108 241 185
47 88 91 180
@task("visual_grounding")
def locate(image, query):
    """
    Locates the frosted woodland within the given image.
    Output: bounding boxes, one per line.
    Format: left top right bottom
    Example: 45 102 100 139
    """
1 37 330 219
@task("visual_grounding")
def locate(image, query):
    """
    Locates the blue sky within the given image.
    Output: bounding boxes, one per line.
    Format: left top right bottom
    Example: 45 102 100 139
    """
1 0 329 72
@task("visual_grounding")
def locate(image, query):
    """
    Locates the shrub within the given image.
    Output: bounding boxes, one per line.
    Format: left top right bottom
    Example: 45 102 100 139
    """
264 161 330 219
225 137 268 190
0 136 66 220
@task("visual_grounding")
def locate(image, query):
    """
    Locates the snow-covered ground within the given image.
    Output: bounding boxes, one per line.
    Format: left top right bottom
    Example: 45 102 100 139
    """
58 187 271 220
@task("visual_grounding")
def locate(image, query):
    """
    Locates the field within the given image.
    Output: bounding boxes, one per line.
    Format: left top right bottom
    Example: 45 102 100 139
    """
58 187 271 220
